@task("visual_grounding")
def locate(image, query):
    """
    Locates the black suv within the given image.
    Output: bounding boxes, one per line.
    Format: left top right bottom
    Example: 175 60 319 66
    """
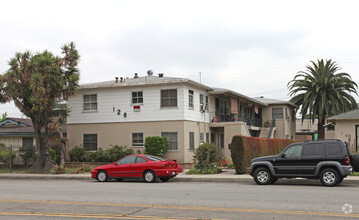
247 139 358 186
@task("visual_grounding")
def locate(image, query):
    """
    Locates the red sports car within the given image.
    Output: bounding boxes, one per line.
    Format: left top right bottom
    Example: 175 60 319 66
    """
91 154 182 182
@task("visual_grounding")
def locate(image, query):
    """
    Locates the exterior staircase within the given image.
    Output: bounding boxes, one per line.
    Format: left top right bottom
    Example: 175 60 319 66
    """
259 127 276 138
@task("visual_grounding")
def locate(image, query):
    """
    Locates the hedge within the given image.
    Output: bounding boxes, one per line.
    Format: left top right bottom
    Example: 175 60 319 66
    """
230 135 297 174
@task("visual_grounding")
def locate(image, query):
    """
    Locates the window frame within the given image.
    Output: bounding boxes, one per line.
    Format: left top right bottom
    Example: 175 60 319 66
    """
83 94 98 112
83 133 98 151
188 90 194 109
160 89 178 108
161 132 178 151
272 107 284 120
189 132 195 150
132 91 143 105
132 132 144 147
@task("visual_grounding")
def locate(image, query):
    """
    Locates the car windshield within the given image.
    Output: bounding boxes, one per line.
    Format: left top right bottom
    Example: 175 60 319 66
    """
144 155 165 161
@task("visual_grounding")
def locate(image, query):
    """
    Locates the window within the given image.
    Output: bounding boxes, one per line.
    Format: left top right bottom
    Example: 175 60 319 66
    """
132 133 144 146
327 143 342 155
22 137 33 147
220 134 224 149
117 156 137 165
132 91 143 104
285 108 289 120
135 156 147 163
83 94 97 111
188 90 194 108
302 143 324 156
161 89 177 108
284 144 302 157
189 132 194 150
144 155 165 161
161 132 178 151
206 133 209 143
83 134 97 151
272 107 283 120
200 94 208 111
200 133 205 144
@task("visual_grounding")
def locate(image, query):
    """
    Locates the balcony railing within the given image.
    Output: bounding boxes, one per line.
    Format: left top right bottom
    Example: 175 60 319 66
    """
210 112 262 127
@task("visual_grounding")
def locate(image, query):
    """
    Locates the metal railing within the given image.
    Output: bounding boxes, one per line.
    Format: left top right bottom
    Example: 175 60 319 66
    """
210 112 262 127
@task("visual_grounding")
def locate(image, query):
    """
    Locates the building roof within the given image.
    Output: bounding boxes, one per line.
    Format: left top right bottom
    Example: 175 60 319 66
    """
328 109 359 120
209 88 266 106
79 74 284 106
80 75 213 91
252 97 297 108
0 118 66 136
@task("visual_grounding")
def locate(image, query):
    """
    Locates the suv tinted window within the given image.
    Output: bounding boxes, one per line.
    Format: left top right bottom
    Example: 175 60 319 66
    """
302 143 324 156
327 143 342 155
284 144 302 157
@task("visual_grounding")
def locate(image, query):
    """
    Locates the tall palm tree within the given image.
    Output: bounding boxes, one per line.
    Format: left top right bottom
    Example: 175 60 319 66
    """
288 59 358 139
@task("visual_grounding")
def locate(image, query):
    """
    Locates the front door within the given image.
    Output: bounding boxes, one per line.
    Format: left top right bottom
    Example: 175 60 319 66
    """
273 144 302 175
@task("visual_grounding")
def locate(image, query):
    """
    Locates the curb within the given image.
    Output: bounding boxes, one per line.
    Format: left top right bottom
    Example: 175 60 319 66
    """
1 174 358 184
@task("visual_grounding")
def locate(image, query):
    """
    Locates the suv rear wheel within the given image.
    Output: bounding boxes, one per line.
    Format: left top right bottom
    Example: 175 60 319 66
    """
320 168 339 187
253 167 272 185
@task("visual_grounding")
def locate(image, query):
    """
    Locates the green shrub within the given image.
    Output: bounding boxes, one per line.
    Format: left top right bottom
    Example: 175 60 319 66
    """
69 145 134 162
186 143 221 175
144 136 168 156
0 144 17 164
69 146 86 162
230 136 297 174
107 145 134 161
19 146 37 167
193 143 218 170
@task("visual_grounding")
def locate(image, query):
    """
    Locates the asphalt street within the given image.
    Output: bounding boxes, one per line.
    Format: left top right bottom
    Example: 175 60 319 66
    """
0 178 358 219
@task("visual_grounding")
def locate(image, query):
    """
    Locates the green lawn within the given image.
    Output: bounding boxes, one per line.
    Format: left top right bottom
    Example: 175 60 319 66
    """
350 172 359 176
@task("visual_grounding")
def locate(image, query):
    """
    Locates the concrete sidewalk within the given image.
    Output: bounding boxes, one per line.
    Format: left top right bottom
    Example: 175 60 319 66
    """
0 169 358 184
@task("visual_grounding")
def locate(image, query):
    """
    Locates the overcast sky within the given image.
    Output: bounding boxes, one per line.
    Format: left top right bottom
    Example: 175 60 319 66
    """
1 0 359 117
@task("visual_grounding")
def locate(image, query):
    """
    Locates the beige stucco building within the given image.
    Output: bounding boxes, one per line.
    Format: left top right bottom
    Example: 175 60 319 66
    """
66 73 297 166
328 109 359 153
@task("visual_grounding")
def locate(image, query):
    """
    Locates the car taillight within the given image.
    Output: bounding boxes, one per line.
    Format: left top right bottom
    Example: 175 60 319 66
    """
345 156 350 165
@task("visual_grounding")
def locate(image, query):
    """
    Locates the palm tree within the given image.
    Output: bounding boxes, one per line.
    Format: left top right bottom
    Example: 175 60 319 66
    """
288 59 358 139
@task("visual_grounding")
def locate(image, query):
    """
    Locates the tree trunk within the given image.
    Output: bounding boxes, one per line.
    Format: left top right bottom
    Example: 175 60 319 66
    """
317 116 325 140
29 122 53 173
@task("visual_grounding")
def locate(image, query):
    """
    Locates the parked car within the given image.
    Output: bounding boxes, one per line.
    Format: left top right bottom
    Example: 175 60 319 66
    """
91 154 181 182
247 139 359 186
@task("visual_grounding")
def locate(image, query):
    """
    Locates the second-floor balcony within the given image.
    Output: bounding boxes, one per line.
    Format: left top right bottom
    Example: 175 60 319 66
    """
210 112 262 127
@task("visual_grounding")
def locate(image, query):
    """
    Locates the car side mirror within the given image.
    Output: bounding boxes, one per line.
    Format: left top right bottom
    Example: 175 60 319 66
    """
280 153 286 158
114 162 118 165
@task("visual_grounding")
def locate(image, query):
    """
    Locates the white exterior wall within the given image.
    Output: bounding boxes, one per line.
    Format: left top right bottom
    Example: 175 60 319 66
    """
68 84 210 124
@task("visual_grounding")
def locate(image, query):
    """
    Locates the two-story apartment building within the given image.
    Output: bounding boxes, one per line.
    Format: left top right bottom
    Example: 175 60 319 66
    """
67 72 296 165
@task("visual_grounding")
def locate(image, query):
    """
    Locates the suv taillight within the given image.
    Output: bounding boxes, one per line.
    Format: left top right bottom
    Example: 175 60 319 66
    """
344 156 350 165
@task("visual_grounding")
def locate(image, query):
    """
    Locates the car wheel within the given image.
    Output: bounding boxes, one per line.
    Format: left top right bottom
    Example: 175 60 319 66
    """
320 168 339 186
97 170 108 182
253 167 272 185
352 154 359 172
143 170 156 183
160 177 171 182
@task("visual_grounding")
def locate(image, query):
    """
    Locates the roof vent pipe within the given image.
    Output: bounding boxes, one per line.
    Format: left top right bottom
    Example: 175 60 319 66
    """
158 73 164 77
147 70 153 76
115 77 119 83
120 77 123 82
134 73 139 78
